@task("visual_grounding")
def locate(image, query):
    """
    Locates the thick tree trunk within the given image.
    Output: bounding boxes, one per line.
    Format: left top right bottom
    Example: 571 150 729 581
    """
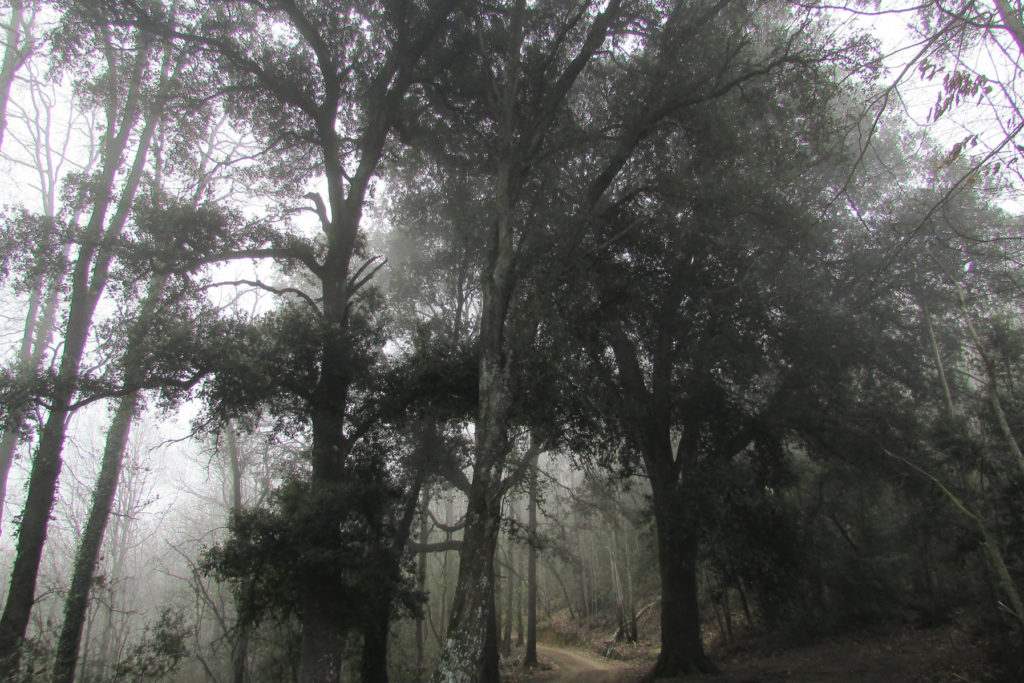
607 326 715 678
431 464 503 682
297 187 357 683
298 596 344 682
297 409 349 682
646 474 716 678
361 608 390 683
231 624 251 683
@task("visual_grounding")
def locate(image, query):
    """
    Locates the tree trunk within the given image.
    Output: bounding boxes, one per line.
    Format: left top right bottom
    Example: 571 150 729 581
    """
432 143 517 681
361 608 390 683
646 474 716 678
0 39 157 671
297 218 356 683
502 547 514 657
0 280 42 524
52 268 168 683
431 464 503 682
51 391 139 683
416 488 430 677
0 0 31 153
524 462 538 667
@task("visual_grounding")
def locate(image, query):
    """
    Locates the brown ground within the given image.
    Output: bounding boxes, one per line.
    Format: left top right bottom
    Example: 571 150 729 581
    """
506 619 1004 682
515 645 642 682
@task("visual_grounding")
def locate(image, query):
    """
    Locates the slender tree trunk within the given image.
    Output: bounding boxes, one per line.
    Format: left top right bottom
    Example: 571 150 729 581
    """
515 552 523 648
0 38 156 677
524 461 538 667
416 488 430 677
0 222 76 527
52 390 140 683
502 546 514 657
222 424 253 683
0 0 31 153
0 279 42 523
52 269 169 683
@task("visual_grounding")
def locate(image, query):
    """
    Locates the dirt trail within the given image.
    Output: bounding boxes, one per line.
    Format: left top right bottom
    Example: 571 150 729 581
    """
517 645 641 682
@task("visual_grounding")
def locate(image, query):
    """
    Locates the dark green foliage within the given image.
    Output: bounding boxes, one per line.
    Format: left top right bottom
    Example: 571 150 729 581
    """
202 453 422 632
0 366 48 430
373 332 479 424
0 208 67 292
112 608 189 682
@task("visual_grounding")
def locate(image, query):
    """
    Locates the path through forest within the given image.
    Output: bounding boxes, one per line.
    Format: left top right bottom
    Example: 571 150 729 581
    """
514 645 641 682
508 620 994 682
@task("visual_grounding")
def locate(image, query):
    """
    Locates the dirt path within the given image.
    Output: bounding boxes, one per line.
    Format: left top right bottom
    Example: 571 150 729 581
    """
515 645 642 682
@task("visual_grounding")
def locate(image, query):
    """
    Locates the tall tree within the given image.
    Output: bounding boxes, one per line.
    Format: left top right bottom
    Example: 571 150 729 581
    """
555 19 876 673
52 188 248 681
0 52 102 527
101 1 468 678
420 1 635 676
0 9 179 673
409 0 869 677
0 0 36 152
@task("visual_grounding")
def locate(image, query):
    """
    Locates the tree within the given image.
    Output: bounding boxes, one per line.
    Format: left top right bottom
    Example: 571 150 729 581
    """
0 8 184 673
413 1 642 675
98 1 468 676
553 21 881 672
0 45 103 527
405 0 873 676
0 0 37 152
52 178 254 681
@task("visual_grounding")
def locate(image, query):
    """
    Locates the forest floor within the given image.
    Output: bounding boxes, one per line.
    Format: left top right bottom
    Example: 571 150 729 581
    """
502 614 1010 682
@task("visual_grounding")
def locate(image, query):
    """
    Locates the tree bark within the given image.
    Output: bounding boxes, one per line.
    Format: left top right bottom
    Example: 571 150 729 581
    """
502 546 514 657
52 266 170 683
431 111 518 682
431 0 623 676
431 460 504 682
524 456 538 667
646 473 716 677
360 608 390 683
416 488 431 677
0 279 42 526
223 423 252 683
52 390 140 683
608 328 715 678
0 0 31 153
0 36 156 677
